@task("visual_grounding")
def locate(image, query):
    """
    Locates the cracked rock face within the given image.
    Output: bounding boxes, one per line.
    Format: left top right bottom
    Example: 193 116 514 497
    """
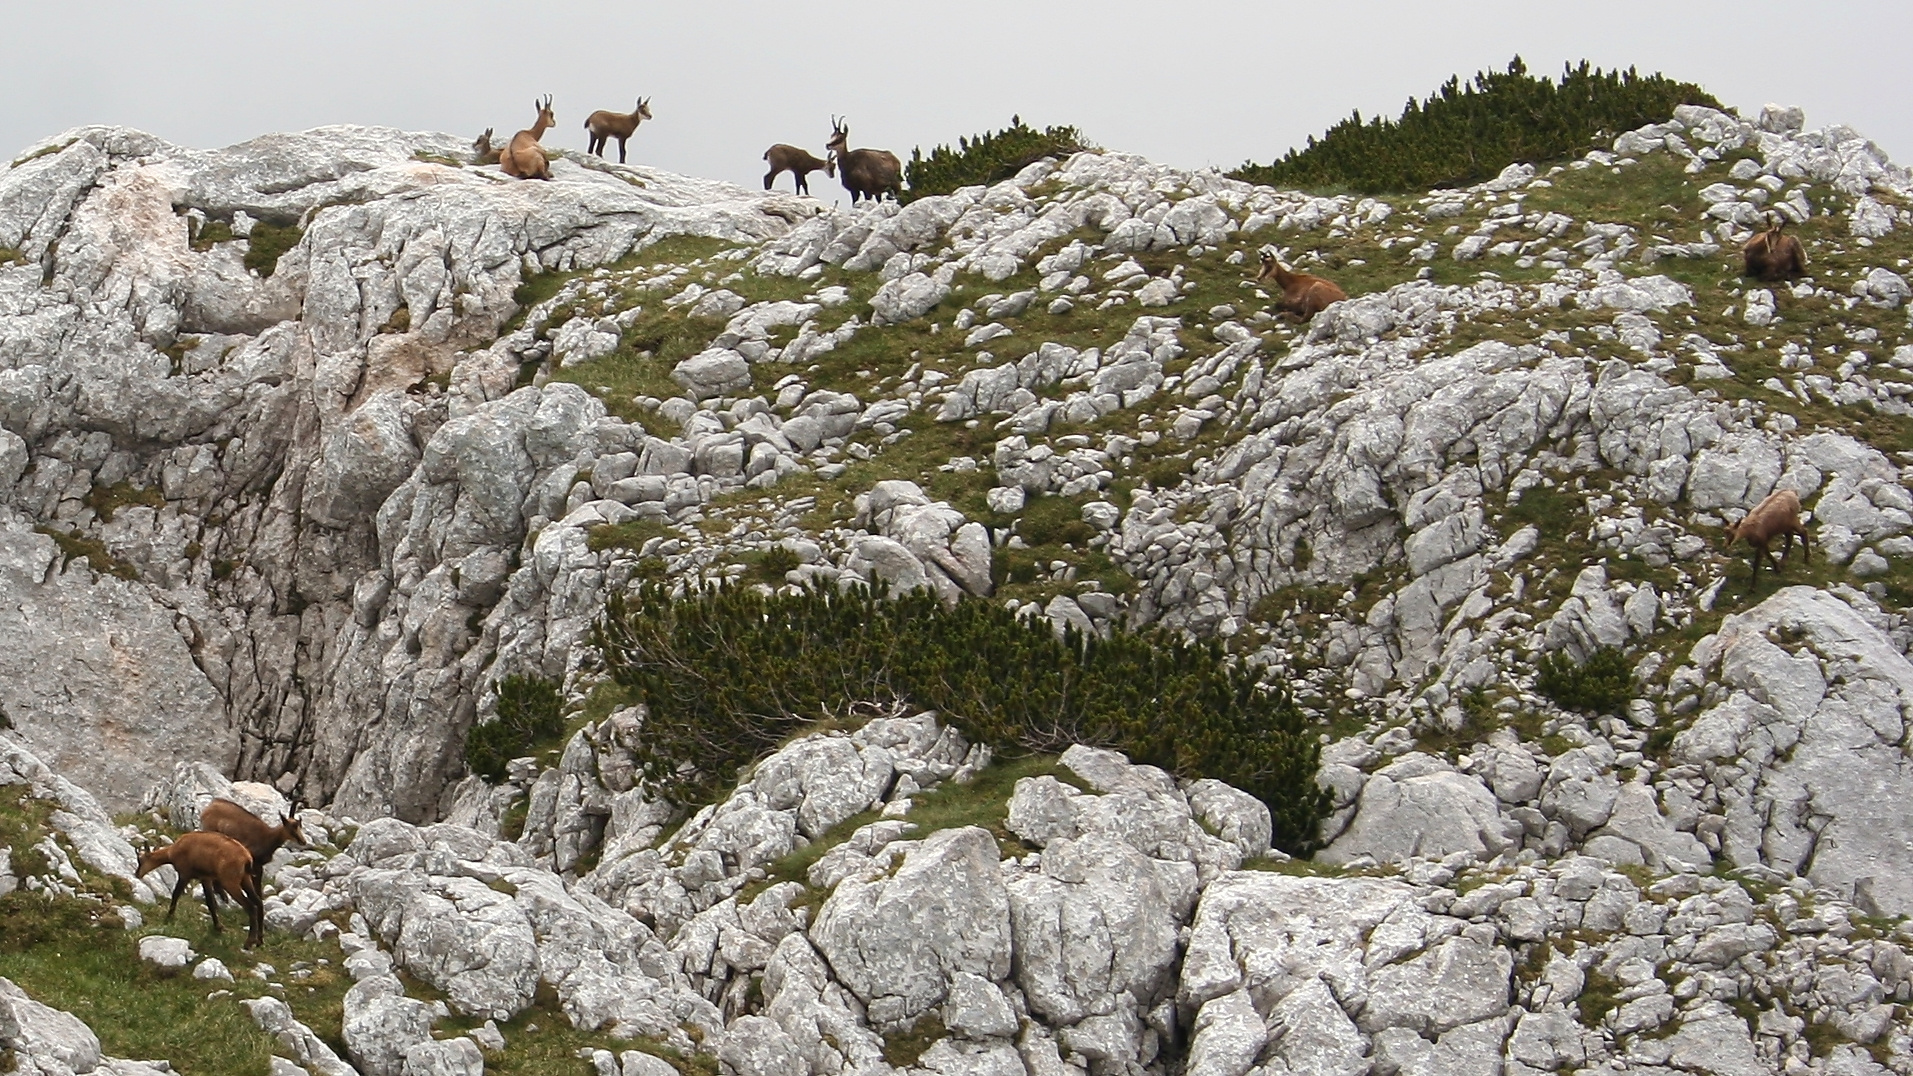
0 124 810 819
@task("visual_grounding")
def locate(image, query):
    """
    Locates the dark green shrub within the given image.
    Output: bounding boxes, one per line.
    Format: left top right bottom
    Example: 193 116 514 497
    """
1229 57 1721 194
905 118 1091 201
465 674 566 782
1535 647 1635 716
593 583 1331 854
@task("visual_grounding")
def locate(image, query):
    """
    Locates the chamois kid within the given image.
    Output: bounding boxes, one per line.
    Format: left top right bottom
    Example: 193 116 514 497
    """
136 831 264 948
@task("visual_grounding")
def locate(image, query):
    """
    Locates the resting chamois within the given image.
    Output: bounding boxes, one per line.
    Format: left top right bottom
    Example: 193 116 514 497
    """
1725 487 1811 579
501 96 556 180
1255 249 1347 321
199 796 307 899
763 144 834 196
585 97 652 164
825 117 902 204
472 128 500 165
136 832 264 948
1742 216 1807 282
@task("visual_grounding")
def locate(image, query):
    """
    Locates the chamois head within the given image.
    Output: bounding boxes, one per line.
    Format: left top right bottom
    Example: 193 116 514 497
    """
825 116 848 157
532 95 555 132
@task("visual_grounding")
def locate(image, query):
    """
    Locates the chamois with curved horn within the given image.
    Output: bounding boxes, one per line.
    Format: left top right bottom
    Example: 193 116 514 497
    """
501 96 556 180
1255 248 1347 321
585 97 652 164
825 117 902 204
136 831 264 948
763 143 834 195
1742 214 1807 282
199 796 308 898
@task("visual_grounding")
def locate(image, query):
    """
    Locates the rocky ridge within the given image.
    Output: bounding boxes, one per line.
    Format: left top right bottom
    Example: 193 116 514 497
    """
3 99 1913 1075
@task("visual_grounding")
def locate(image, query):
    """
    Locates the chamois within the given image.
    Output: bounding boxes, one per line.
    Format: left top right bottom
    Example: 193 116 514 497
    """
136 831 264 948
763 144 834 196
1255 249 1347 321
199 796 307 897
1724 487 1811 578
1742 215 1807 282
472 128 500 165
585 97 652 164
501 96 556 181
824 118 902 204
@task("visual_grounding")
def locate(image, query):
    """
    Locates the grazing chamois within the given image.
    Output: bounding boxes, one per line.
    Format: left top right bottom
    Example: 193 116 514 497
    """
1255 249 1347 321
585 97 652 164
501 96 556 181
763 144 835 196
472 128 500 165
136 831 264 948
1724 487 1811 579
825 118 902 204
1742 215 1807 282
199 796 307 898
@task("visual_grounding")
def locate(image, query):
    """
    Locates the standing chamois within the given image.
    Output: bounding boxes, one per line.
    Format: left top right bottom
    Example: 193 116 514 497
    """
472 128 500 165
1724 487 1812 580
199 796 307 900
1255 249 1347 321
763 144 834 196
585 97 652 164
136 831 264 949
825 117 902 204
501 96 556 180
1742 215 1807 282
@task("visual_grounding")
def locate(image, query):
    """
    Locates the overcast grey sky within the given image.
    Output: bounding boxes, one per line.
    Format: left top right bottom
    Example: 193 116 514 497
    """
7 2 1907 199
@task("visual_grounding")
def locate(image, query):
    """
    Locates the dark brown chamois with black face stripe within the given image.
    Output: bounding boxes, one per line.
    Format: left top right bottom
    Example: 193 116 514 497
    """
136 831 264 948
199 796 306 899
825 117 902 204
1742 215 1807 282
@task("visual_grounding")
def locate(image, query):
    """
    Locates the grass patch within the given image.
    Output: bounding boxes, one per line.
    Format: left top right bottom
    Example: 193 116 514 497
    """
881 1015 946 1068
244 222 303 278
35 525 138 581
86 481 165 523
0 868 357 1076
9 140 75 170
1576 966 1622 1028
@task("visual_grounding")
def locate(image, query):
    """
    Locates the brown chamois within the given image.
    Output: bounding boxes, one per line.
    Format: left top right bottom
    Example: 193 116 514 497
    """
199 796 307 897
1724 487 1811 578
825 117 902 205
763 144 835 196
1255 249 1347 321
501 96 556 181
136 831 264 948
472 127 500 165
585 97 652 164
1742 215 1807 282
1721 488 1805 578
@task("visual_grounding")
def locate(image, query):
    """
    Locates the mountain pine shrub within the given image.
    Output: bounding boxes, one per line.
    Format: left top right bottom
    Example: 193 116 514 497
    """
1535 646 1635 716
1229 57 1721 194
905 118 1091 201
465 674 566 782
593 582 1332 854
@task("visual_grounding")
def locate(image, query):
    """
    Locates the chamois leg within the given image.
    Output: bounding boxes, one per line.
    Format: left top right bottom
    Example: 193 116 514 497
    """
796 172 809 196
617 137 628 164
764 168 778 191
166 875 188 920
